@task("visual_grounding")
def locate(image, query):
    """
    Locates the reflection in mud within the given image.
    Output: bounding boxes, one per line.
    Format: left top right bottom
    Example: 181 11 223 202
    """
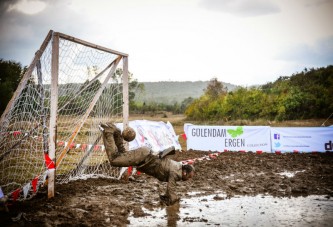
128 194 333 226
166 202 180 226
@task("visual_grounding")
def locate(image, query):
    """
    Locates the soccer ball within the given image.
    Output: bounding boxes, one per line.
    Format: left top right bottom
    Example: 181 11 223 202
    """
122 127 136 142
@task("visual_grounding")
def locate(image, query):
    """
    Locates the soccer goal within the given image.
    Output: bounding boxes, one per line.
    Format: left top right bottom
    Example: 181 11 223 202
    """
0 30 129 201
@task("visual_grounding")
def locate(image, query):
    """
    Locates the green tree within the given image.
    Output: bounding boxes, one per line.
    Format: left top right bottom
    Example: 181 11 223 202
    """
0 59 25 115
185 78 228 120
180 97 194 113
204 77 227 99
112 68 145 111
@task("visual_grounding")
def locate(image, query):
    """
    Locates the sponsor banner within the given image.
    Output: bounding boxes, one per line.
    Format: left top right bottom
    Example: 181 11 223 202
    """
271 127 333 152
116 120 181 153
184 124 271 152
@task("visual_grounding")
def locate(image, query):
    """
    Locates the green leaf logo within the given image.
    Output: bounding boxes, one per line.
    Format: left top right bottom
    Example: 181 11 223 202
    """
227 126 244 138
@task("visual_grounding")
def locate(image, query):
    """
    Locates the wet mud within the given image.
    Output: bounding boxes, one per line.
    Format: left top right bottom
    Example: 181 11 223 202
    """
1 151 333 226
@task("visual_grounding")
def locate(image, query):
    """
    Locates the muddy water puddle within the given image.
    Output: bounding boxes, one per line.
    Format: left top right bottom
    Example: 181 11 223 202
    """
128 192 333 226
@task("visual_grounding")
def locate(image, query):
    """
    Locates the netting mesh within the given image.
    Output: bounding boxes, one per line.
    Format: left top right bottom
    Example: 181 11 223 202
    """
0 32 126 201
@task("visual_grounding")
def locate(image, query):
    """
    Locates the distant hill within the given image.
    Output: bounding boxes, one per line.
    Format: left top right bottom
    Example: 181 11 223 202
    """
134 81 238 104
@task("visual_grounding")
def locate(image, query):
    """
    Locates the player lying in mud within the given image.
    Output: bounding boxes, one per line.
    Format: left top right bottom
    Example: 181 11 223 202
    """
100 123 195 206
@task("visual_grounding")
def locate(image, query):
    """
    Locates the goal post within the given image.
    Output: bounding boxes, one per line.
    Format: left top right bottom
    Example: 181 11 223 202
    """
0 30 129 201
48 31 59 198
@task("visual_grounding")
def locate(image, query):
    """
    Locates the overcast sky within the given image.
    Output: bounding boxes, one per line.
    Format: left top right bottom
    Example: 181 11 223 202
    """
0 0 332 86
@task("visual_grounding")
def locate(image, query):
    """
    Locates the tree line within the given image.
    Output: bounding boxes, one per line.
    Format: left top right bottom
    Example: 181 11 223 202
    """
185 66 333 121
1 59 332 121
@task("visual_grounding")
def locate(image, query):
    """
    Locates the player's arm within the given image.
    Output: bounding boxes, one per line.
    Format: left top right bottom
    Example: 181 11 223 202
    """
161 171 180 205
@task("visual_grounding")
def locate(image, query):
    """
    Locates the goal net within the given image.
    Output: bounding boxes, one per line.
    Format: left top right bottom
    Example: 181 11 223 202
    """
0 31 129 201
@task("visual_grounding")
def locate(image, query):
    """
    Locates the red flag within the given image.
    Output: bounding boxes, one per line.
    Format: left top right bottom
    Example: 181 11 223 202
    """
32 177 38 193
181 133 187 140
209 154 217 159
94 145 100 151
12 188 20 201
13 131 22 137
187 159 194 164
81 144 87 151
44 153 55 169
128 166 133 175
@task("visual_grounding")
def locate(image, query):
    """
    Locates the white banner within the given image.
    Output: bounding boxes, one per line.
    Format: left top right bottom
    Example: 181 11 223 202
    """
116 120 181 153
184 124 271 152
271 127 333 152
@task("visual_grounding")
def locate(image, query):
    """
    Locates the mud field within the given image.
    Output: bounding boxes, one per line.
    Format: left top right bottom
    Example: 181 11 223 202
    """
1 150 333 226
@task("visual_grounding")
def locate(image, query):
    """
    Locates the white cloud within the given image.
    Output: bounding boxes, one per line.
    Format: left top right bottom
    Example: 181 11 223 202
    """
0 0 332 86
276 36 333 66
7 0 46 15
199 0 280 17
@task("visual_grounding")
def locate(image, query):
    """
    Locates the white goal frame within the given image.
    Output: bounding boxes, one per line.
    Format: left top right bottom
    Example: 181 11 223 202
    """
0 30 129 199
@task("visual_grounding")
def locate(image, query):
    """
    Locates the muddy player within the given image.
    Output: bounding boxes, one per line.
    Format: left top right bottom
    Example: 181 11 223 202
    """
100 123 195 206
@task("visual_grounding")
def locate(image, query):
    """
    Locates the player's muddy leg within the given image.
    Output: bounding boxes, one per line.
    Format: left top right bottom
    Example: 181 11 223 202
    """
111 124 126 153
110 147 151 167
100 123 118 162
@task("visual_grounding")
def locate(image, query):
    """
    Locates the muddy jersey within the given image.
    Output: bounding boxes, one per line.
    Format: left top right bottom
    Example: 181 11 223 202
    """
137 154 182 182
